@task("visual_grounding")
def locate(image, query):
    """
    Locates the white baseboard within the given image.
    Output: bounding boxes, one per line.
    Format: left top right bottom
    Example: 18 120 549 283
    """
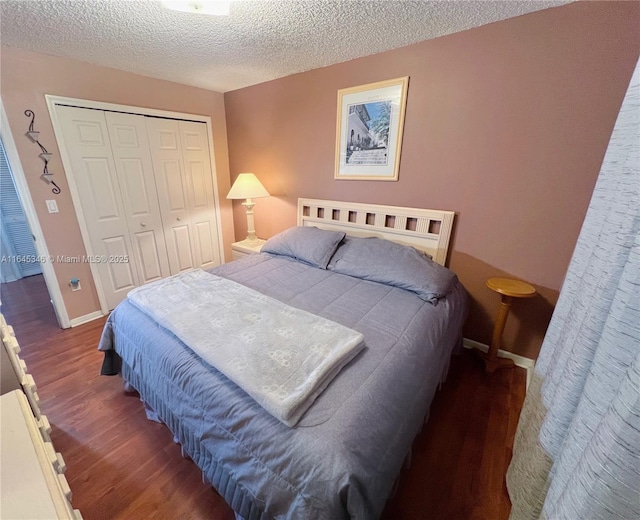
69 310 104 328
463 337 535 392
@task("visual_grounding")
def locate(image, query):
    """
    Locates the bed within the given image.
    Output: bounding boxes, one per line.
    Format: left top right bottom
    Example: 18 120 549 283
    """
99 198 468 520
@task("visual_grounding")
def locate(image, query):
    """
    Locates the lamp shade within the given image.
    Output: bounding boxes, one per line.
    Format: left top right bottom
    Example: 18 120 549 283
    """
227 173 270 200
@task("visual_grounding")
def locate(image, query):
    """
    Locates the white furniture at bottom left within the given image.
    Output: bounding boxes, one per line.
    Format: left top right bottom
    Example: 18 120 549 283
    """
1 390 81 519
0 311 82 520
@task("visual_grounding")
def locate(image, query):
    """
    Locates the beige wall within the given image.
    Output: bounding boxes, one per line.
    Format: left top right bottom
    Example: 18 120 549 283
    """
1 47 235 321
224 1 640 359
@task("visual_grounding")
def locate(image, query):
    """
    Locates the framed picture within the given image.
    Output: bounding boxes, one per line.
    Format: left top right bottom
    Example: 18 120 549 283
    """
334 76 409 181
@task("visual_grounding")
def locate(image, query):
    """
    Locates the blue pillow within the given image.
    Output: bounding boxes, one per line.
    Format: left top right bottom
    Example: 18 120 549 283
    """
327 236 457 303
262 226 346 269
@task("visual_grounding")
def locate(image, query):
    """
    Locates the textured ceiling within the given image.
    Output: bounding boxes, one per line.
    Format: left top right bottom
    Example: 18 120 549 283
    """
0 0 569 93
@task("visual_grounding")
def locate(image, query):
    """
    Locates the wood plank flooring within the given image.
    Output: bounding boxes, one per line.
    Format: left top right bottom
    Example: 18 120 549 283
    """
1 275 526 520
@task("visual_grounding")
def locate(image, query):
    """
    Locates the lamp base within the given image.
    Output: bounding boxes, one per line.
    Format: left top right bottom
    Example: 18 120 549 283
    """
242 199 259 242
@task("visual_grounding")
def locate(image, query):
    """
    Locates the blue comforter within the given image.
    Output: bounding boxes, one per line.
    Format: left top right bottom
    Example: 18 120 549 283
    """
99 253 468 519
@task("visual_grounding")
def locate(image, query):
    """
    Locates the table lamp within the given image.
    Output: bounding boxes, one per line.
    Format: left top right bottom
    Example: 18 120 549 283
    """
226 173 270 242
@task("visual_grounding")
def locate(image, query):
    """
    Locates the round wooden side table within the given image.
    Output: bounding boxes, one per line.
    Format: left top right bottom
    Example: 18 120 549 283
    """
481 277 536 374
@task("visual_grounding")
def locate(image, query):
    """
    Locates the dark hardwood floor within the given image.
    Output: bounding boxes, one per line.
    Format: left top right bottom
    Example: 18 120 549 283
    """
1 275 526 520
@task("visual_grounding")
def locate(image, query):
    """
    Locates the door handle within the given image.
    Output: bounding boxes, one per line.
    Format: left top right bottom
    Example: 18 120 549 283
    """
176 217 181 221
141 222 147 227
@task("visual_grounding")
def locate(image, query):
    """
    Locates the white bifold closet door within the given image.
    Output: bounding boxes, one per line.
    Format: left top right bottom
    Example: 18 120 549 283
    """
145 117 221 275
56 105 221 311
106 111 171 285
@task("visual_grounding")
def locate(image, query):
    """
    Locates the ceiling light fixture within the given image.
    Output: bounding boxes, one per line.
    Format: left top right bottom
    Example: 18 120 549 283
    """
160 0 231 16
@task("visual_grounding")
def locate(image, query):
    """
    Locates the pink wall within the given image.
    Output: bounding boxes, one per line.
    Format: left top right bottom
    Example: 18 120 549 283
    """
224 1 640 358
1 48 234 321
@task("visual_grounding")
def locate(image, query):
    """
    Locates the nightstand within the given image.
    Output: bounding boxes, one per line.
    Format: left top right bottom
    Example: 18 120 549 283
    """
481 277 536 373
231 238 266 260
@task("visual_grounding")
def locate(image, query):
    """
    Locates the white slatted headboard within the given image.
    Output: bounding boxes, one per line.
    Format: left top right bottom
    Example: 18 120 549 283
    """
297 199 455 266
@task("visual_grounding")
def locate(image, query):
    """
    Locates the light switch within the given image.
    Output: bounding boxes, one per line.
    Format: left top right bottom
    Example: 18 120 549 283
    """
46 200 59 213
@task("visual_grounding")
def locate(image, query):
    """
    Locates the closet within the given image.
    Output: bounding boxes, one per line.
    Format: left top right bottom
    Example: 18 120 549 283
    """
56 106 221 310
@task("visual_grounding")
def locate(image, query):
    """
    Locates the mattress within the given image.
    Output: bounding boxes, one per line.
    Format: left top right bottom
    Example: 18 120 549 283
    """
99 253 468 519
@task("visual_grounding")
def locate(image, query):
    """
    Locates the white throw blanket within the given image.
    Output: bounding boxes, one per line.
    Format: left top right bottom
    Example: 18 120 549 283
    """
127 270 365 426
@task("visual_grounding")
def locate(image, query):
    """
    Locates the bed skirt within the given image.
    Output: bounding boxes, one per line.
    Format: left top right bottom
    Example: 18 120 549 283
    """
120 358 271 520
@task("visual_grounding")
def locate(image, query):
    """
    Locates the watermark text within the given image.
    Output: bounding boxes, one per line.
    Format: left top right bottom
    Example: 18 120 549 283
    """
1 255 129 264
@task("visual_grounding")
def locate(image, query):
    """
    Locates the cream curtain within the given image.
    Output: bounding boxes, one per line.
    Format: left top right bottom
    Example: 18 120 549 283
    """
507 58 640 520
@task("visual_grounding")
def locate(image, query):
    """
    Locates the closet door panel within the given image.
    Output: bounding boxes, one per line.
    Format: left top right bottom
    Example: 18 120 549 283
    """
84 158 120 220
162 161 189 212
105 112 171 285
120 159 151 215
103 235 136 290
194 221 216 265
56 106 139 310
134 231 164 281
154 156 195 274
172 225 195 272
179 121 222 269
84 158 138 292
145 118 196 275
188 160 208 208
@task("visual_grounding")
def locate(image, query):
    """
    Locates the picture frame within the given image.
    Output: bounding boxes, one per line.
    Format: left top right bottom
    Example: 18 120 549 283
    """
334 76 409 181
